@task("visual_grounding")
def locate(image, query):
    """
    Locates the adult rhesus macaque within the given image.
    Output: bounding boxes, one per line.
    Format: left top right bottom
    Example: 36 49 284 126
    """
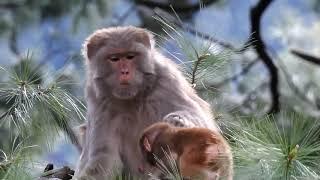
75 26 233 179
140 122 233 180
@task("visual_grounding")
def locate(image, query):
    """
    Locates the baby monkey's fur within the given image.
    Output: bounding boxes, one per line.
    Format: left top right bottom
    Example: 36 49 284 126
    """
140 122 233 180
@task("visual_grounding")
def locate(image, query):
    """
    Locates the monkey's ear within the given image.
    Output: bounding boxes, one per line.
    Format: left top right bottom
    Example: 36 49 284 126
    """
143 137 152 152
83 36 106 60
135 31 154 49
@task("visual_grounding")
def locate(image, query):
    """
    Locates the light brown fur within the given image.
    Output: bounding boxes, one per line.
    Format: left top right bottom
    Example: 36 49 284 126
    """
74 26 232 180
140 122 233 180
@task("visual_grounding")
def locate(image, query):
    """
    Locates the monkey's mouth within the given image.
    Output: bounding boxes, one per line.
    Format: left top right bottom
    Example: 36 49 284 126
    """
119 83 131 90
120 82 130 86
113 86 138 99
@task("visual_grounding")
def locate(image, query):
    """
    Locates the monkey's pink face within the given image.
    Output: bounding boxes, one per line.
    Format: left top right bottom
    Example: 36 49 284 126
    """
105 50 144 99
92 48 149 99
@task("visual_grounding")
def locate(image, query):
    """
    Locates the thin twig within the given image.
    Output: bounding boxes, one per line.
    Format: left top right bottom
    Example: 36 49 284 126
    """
190 54 201 85
268 46 319 110
9 27 20 56
291 49 320 66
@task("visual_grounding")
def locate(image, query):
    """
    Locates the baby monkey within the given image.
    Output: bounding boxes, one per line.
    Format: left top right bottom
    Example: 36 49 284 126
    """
139 122 233 180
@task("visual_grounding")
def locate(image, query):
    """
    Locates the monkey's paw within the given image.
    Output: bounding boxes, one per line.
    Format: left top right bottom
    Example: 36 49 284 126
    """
163 113 195 128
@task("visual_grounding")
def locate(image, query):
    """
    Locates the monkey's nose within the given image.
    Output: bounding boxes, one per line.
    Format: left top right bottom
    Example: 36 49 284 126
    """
121 68 129 75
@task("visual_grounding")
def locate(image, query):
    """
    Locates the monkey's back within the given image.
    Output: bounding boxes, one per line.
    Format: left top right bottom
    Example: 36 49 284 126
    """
172 127 228 166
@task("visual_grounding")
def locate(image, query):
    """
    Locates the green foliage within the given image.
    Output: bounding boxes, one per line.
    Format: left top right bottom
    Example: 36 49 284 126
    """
150 148 183 180
0 136 37 180
230 112 320 179
154 13 233 90
0 54 86 178
0 55 85 136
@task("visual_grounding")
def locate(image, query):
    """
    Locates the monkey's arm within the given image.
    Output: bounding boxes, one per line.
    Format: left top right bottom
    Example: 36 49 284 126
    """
72 123 87 152
74 121 123 180
75 142 123 180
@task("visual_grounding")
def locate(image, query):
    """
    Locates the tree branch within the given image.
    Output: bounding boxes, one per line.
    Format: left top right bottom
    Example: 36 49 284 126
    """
0 2 22 9
9 27 20 56
249 0 279 114
291 49 320 66
39 164 74 180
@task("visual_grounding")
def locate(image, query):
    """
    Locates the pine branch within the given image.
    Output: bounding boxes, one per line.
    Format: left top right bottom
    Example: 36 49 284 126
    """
190 53 208 85
0 58 85 151
231 112 320 179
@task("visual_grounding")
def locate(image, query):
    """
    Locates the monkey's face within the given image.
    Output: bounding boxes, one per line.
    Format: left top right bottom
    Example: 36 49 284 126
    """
84 27 156 99
140 134 157 167
140 136 178 179
96 50 147 99
139 123 172 167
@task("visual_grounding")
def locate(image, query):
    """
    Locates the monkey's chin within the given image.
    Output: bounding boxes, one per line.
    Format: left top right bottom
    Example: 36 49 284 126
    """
112 87 139 100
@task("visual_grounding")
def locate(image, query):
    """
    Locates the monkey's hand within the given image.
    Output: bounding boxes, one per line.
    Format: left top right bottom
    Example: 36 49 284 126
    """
163 111 197 128
75 155 122 180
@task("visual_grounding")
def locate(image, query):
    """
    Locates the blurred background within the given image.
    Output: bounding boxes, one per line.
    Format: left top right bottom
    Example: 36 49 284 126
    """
0 0 320 179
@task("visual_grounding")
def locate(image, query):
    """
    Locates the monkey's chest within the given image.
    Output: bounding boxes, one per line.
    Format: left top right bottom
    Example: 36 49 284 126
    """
115 112 156 143
109 115 143 174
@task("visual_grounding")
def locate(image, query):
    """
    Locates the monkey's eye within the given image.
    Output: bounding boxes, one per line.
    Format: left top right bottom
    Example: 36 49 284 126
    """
109 56 120 62
146 152 157 166
126 53 135 60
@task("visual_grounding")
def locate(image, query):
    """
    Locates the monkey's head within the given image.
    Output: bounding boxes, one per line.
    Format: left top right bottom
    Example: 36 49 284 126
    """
139 123 173 167
83 26 156 99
